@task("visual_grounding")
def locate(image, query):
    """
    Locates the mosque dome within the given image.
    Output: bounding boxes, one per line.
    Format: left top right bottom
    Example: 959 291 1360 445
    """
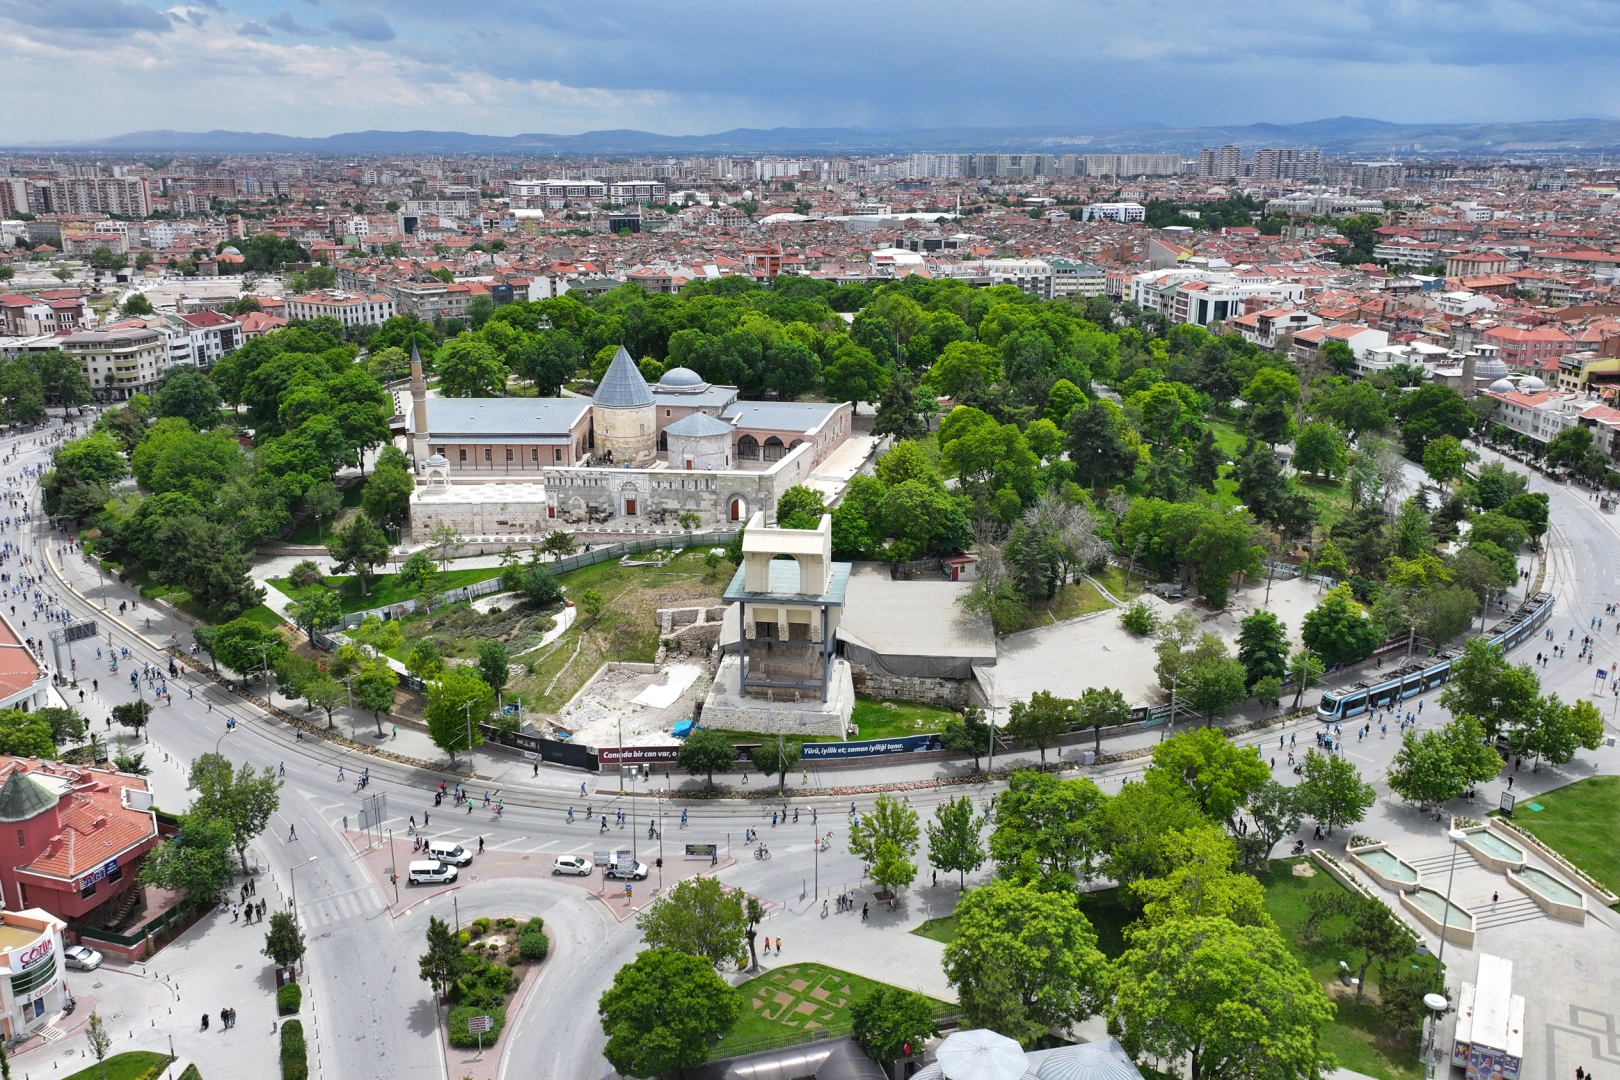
1489 378 1516 394
656 367 709 393
1517 375 1546 392
1472 354 1511 382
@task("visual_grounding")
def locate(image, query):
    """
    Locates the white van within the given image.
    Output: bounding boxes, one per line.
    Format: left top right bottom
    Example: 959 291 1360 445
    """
407 860 458 885
426 840 473 866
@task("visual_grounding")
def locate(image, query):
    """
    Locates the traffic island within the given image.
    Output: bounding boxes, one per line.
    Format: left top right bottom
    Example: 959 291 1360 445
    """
437 916 551 1080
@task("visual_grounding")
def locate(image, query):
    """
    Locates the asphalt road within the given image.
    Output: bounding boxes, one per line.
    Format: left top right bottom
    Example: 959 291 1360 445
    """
19 416 1620 1080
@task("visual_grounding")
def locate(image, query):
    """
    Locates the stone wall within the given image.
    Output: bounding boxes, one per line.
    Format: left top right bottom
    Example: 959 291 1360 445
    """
848 665 971 709
700 655 853 737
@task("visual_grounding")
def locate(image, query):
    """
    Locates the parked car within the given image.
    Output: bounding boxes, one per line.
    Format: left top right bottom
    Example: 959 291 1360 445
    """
603 860 649 881
552 855 592 876
64 945 103 971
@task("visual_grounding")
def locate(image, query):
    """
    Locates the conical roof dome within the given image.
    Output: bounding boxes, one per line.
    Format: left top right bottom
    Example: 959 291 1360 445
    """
594 346 654 408
0 770 55 823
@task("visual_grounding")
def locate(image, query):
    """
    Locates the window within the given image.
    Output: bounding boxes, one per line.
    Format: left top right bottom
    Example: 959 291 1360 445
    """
484 448 492 462
506 448 514 462
458 449 467 463
531 449 539 462
554 448 563 462
14 830 21 849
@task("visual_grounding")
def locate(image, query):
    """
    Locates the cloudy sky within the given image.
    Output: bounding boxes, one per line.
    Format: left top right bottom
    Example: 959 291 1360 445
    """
1 0 1616 141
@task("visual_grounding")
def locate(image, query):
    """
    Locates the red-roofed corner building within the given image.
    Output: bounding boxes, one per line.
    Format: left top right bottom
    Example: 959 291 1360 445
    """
0 759 159 949
1482 324 1575 370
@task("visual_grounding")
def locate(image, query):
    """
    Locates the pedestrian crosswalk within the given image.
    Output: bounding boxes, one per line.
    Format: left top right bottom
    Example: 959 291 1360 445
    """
305 884 382 926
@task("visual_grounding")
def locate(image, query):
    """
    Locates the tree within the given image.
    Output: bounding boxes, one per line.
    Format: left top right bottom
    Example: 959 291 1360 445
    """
1518 695 1605 770
154 367 222 430
1129 824 1272 929
823 342 889 405
1289 648 1325 711
1005 690 1074 767
1546 424 1596 471
190 753 282 876
634 876 747 970
262 910 308 972
477 639 510 696
1422 435 1472 485
598 948 742 1080
1386 712 1502 807
35 706 85 747
428 520 464 569
1244 780 1303 863
1301 583 1382 666
1320 339 1357 376
424 667 491 765
1075 685 1129 755
111 699 151 741
1439 636 1539 740
1292 422 1349 479
362 452 416 534
939 704 992 772
577 588 605 624
1184 652 1249 729
942 879 1107 1045
775 484 827 529
520 564 563 608
418 915 464 1001
540 529 578 560
871 367 927 440
287 587 340 643
1343 898 1412 1000
1296 752 1374 837
1146 728 1269 825
677 728 735 790
850 985 939 1068
848 792 920 898
139 812 233 905
304 674 347 729
750 738 800 794
326 515 389 596
354 661 399 737
300 482 343 543
1236 609 1289 692
989 770 1105 891
1108 916 1335 1080
1065 399 1137 489
120 290 154 316
85 1013 113 1080
927 794 986 890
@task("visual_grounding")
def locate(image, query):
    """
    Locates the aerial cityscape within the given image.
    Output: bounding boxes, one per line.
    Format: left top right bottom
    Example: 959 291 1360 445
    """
4 3 1620 1080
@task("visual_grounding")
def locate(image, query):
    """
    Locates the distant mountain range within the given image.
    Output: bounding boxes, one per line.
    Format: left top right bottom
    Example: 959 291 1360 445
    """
16 117 1620 156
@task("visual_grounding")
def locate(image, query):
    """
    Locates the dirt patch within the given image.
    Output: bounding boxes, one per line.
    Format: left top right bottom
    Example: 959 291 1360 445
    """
1292 863 1318 878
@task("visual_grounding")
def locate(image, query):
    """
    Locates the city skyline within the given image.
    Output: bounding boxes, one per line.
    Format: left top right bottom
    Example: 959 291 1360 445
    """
5 0 1620 144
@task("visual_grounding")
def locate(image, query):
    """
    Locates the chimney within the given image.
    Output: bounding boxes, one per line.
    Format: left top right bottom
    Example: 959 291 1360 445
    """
410 342 430 463
1461 349 1477 397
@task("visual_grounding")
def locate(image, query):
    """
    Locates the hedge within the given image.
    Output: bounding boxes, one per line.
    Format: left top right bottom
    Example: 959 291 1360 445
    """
277 982 302 1016
280 1018 308 1080
447 1004 506 1048
177 1067 203 1080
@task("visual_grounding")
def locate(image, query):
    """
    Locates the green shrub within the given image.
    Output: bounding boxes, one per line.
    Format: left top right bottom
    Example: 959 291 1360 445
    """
496 917 517 929
523 916 543 933
470 917 490 937
177 1066 204 1080
1120 599 1157 636
280 1018 308 1080
277 982 302 1015
518 928 548 961
446 1004 506 1048
457 929 470 947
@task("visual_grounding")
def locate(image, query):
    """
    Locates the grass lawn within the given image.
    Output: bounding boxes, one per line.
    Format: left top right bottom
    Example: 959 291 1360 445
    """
1256 859 1433 1080
62 1052 171 1080
711 962 955 1060
849 697 959 740
1087 564 1145 602
1297 474 1355 529
281 480 367 545
238 604 287 630
1494 775 1620 897
269 565 506 614
912 915 958 946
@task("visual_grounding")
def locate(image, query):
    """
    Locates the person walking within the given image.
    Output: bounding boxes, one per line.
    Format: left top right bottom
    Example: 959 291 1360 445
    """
288 824 296 841
861 902 869 921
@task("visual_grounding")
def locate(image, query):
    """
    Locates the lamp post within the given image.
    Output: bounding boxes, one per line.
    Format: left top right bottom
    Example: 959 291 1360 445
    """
1432 829 1467 1012
288 855 318 920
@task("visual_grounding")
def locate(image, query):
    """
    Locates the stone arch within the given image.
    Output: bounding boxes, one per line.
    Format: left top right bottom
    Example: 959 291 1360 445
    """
727 494 749 522
763 436 786 461
789 438 804 452
737 434 759 460
658 429 668 451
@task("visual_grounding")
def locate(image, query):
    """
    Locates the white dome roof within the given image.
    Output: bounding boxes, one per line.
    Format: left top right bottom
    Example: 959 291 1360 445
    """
1473 354 1510 381
1489 378 1516 394
656 366 709 393
1518 375 1546 391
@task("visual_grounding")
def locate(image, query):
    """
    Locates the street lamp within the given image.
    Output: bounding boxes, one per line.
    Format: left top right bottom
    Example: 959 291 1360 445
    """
1423 991 1450 1066
1432 829 1467 1024
288 855 318 919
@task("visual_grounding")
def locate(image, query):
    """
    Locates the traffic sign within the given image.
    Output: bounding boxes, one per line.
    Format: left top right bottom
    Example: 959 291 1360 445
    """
466 1015 493 1034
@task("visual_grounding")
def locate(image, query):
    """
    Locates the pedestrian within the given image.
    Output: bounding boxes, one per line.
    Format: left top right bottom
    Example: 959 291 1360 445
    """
822 899 828 917
861 902 868 921
1492 891 1499 905
288 824 296 841
478 837 484 854
1508 775 1514 789
337 765 344 781
231 904 238 922
933 869 938 887
423 812 430 826
775 936 781 954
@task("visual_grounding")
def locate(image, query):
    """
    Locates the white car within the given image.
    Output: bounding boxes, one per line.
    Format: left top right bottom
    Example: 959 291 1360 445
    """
64 945 102 971
552 855 592 877
603 860 649 881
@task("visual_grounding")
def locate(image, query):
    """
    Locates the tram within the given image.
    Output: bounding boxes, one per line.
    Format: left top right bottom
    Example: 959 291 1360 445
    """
1315 591 1555 721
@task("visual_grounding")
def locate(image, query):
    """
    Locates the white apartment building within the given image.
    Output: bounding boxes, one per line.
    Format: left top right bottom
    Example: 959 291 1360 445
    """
1233 306 1323 349
1049 260 1106 298
60 327 167 400
506 179 608 209
608 182 668 204
282 290 397 329
1130 268 1305 326
1080 202 1146 223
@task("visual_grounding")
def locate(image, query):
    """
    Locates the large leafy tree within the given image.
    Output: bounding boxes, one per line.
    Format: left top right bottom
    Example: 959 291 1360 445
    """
1438 636 1540 740
326 514 389 596
139 813 233 905
417 915 464 1001
635 876 748 970
1296 753 1375 837
1146 728 1269 826
871 367 927 440
189 752 282 876
1300 584 1382 666
424 667 491 765
154 367 223 431
1075 686 1129 755
1093 780 1207 893
942 879 1108 1045
1109 916 1335 1080
850 985 939 1067
990 770 1104 890
436 337 509 397
848 793 921 898
362 446 417 534
676 728 736 790
926 794 986 891
598 949 742 1079
1236 609 1289 692
1005 690 1074 766
1064 399 1137 490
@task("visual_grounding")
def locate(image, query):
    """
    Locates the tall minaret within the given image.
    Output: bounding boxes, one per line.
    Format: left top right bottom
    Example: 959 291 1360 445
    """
409 341 430 465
